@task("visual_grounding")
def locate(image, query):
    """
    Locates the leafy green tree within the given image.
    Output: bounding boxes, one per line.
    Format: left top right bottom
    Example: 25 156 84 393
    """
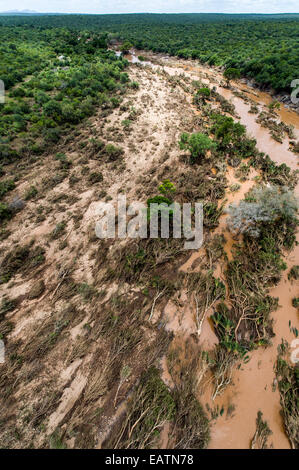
194 87 211 105
179 132 216 163
211 114 245 152
198 87 211 98
120 40 133 54
223 67 241 86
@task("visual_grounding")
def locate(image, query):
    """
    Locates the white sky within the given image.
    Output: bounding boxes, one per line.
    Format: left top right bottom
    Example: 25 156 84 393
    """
0 0 298 14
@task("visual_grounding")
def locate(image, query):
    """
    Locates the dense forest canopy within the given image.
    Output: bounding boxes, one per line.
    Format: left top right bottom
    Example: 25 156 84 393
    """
0 25 131 166
0 13 298 93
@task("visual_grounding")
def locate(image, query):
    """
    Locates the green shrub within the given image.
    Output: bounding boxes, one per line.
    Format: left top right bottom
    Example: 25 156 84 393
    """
158 180 176 200
104 144 124 161
288 265 299 281
179 132 216 163
50 222 66 240
89 172 103 184
223 67 241 84
147 181 177 225
211 114 245 152
25 185 38 200
43 128 61 143
0 244 45 284
194 87 211 104
0 179 15 199
121 119 132 129
120 40 133 54
0 296 16 319
89 138 105 155
55 153 72 169
130 81 139 89
147 195 172 207
43 100 62 118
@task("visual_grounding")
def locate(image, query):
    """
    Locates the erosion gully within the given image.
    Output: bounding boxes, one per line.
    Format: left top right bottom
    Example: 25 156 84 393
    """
117 49 299 449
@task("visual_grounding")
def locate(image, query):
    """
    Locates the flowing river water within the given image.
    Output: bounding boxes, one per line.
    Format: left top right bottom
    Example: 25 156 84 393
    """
116 49 299 449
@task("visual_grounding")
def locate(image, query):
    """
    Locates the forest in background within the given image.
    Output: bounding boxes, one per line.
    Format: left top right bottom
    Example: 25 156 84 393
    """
0 26 132 173
0 13 299 93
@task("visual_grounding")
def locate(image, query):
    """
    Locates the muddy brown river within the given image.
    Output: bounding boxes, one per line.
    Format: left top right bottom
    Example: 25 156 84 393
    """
118 49 298 449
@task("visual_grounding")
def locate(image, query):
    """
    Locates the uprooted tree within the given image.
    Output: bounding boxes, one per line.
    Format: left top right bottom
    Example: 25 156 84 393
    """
227 185 298 238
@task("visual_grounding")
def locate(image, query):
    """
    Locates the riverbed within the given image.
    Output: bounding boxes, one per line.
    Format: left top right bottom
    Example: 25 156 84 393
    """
116 48 298 449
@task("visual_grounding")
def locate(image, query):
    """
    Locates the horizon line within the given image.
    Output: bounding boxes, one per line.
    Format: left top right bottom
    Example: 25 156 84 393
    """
1 11 299 15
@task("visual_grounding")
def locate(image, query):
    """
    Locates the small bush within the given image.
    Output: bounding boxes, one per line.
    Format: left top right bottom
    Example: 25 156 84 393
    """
0 244 45 284
0 179 15 199
194 87 211 105
89 138 105 156
130 81 139 89
288 265 299 281
104 144 124 161
55 153 72 169
120 41 132 54
77 283 97 302
89 172 103 184
0 296 16 319
224 67 241 83
50 222 66 240
25 185 38 200
158 180 176 200
0 202 12 221
147 195 172 207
